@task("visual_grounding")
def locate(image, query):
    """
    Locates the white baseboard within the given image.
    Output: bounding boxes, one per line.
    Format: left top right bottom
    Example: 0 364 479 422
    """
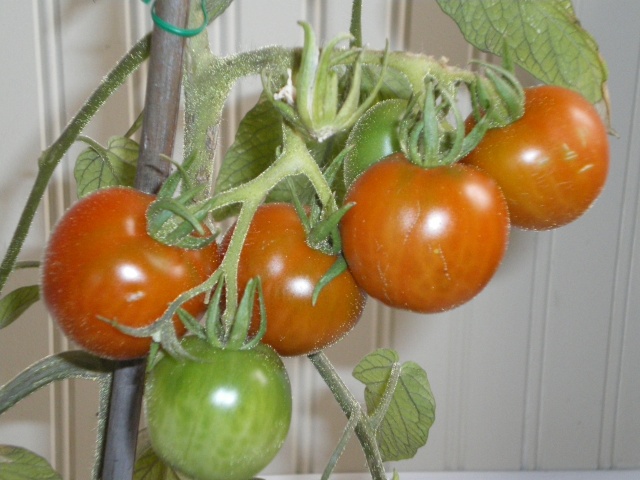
264 471 640 480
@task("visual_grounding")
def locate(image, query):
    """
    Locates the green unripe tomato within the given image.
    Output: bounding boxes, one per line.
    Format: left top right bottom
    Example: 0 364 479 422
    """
343 99 407 187
144 336 292 480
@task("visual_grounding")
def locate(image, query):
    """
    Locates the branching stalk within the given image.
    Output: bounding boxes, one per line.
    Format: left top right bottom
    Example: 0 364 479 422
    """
156 125 335 333
308 352 387 480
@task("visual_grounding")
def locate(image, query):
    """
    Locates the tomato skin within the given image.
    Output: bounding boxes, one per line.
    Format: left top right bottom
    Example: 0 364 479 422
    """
222 203 366 356
144 336 292 480
463 85 609 230
340 154 510 313
343 99 406 188
41 187 220 360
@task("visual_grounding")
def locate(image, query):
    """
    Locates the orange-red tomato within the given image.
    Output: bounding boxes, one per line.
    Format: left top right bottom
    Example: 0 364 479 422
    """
341 154 510 313
223 203 365 356
463 85 609 230
41 187 220 360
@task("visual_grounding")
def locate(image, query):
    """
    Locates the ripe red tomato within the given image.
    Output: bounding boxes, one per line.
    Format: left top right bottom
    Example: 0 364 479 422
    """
41 187 220 360
145 336 292 480
340 154 509 313
222 203 366 356
463 85 609 230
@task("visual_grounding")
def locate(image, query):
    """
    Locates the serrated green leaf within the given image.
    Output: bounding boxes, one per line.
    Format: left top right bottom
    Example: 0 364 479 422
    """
436 0 608 105
0 445 62 480
74 136 139 198
212 95 284 219
353 349 435 462
214 95 283 193
361 65 413 101
133 433 181 480
0 285 39 330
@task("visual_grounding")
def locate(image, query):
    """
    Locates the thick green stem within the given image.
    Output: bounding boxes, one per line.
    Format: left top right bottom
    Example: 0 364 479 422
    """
214 126 334 323
349 0 363 48
360 49 476 95
308 352 387 480
150 126 335 336
0 34 151 295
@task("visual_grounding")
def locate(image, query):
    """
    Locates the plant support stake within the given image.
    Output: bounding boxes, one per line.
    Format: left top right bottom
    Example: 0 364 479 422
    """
100 0 189 478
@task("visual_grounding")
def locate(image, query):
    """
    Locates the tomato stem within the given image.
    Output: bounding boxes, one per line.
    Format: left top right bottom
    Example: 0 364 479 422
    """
349 0 363 49
321 408 361 480
151 125 336 346
206 126 335 328
308 351 387 480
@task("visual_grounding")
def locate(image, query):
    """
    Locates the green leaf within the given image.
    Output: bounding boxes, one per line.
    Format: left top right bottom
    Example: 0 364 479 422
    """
353 349 435 462
361 64 414 101
0 445 62 480
74 135 139 198
133 431 181 480
214 95 283 194
212 95 284 219
203 0 233 23
436 0 608 105
0 351 115 416
0 285 39 330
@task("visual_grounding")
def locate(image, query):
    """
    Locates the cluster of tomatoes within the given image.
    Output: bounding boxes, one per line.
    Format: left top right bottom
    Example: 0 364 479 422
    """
39 82 608 480
341 85 609 314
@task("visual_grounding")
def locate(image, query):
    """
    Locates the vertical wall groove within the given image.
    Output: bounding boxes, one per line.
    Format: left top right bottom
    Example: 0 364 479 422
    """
31 0 73 477
605 43 640 467
521 233 554 469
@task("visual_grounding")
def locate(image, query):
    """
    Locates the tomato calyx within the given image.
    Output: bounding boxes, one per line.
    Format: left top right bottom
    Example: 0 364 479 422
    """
201 276 269 351
145 155 218 250
397 62 524 169
283 187 355 306
468 61 525 129
399 76 469 168
264 22 389 142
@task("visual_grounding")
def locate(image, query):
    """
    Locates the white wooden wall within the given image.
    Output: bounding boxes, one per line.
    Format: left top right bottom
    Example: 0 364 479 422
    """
0 1 639 479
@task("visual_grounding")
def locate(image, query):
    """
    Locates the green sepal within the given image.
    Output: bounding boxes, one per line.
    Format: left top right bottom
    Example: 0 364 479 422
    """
311 255 348 307
286 178 312 234
146 187 218 251
225 277 267 350
307 203 354 255
176 308 206 340
204 276 226 349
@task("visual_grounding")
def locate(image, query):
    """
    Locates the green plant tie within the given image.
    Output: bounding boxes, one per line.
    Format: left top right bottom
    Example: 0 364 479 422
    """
142 0 208 38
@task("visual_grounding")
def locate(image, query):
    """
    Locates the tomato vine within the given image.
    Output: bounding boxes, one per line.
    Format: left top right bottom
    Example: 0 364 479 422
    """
0 0 612 479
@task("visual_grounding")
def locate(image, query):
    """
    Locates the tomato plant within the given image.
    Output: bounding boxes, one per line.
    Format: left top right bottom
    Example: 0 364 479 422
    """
463 85 609 230
341 153 510 313
222 202 366 356
41 187 220 360
144 336 292 480
0 2 615 480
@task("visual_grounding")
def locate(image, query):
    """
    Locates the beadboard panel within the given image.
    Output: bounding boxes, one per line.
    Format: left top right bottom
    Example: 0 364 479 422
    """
0 2 638 479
